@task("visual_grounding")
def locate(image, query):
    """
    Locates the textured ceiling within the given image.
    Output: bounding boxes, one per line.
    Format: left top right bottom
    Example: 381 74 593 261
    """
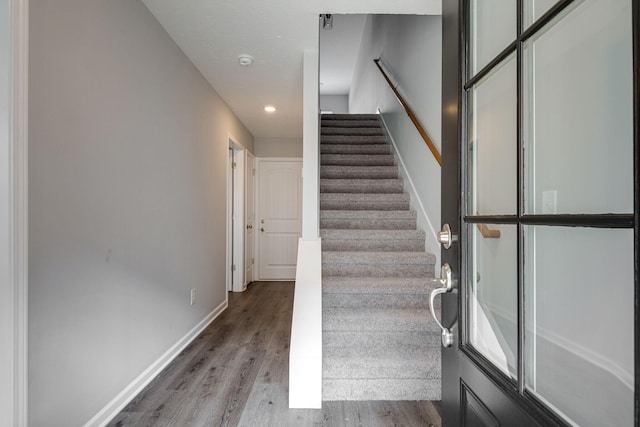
142 0 441 138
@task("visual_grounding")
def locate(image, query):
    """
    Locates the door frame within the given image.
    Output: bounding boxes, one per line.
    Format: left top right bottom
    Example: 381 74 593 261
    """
226 134 249 292
441 0 640 424
244 151 256 285
254 157 303 281
2 0 29 424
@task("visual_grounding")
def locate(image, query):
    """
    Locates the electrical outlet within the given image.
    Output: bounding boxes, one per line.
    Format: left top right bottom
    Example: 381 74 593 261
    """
542 190 557 214
190 288 196 305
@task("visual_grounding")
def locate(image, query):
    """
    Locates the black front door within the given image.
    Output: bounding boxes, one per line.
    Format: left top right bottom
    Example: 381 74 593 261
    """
439 0 638 425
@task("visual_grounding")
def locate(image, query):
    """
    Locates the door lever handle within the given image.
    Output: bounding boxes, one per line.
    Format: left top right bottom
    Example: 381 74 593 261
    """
429 263 457 347
437 223 458 249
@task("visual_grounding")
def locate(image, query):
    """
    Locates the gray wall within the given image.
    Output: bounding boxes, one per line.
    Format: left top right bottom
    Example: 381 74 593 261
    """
0 0 12 422
28 0 253 425
349 14 442 263
320 95 348 114
253 137 303 157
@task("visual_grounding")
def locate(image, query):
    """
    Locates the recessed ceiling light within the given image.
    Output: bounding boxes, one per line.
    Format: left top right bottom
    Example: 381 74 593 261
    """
264 105 277 113
238 54 254 66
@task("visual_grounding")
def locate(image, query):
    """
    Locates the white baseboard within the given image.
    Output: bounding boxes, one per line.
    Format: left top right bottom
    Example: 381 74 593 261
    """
378 114 441 269
83 301 228 427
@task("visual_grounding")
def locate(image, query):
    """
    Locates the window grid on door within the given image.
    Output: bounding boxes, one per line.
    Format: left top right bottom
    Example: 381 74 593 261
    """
460 0 638 425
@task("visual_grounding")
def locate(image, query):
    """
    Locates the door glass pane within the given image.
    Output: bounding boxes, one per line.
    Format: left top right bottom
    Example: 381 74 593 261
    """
523 0 558 29
524 226 634 426
468 223 517 379
468 55 517 216
470 0 516 75
523 0 633 215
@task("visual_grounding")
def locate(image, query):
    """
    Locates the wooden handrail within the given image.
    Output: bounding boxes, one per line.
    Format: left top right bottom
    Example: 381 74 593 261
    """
477 223 501 239
373 58 442 166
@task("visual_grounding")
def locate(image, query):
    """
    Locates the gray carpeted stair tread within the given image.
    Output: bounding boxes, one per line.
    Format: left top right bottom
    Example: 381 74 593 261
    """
322 250 434 278
321 113 379 120
321 135 387 144
320 179 404 194
322 275 439 309
322 307 439 333
320 212 417 230
322 292 431 309
320 144 391 155
321 127 385 136
323 330 441 349
322 240 424 252
320 166 398 179
321 154 395 166
321 229 425 241
323 251 436 266
321 229 425 252
322 276 436 294
322 263 433 278
320 210 416 219
323 378 440 401
320 193 410 211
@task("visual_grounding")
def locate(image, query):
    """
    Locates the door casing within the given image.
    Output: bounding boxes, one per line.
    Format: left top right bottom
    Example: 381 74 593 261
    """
226 135 249 292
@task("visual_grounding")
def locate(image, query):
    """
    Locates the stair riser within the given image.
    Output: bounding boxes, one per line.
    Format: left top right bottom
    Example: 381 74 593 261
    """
323 355 441 379
322 264 434 278
321 154 395 166
322 239 424 252
321 120 380 128
323 293 430 309
320 180 404 194
320 218 417 230
320 144 391 155
320 167 398 179
322 379 441 401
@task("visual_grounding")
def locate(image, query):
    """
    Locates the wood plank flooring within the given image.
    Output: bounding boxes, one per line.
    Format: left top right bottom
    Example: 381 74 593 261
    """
109 281 442 427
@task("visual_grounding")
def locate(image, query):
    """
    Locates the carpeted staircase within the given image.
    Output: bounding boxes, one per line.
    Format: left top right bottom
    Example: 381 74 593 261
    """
320 113 441 401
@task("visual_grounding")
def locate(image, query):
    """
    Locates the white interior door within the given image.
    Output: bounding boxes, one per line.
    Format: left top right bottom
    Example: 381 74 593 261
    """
257 159 302 280
244 152 255 284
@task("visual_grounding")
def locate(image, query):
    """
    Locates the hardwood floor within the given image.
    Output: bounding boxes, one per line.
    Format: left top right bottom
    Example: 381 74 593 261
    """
109 281 442 427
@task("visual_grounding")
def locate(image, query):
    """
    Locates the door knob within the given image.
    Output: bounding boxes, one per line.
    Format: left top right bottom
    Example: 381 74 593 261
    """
429 263 457 347
260 227 265 232
437 223 458 249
